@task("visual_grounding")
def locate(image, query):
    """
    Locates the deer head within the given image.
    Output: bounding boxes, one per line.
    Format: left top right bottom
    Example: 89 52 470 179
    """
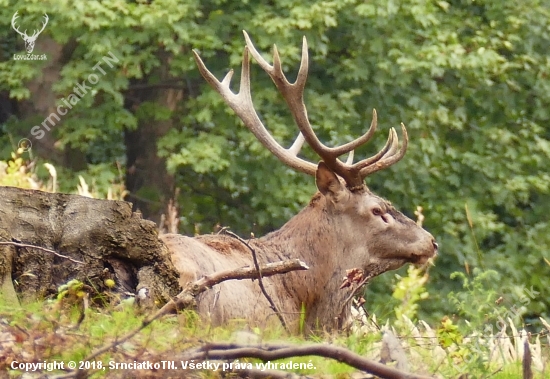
11 12 49 54
184 32 438 330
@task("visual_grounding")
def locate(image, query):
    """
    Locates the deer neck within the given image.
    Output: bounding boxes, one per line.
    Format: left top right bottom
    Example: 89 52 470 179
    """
253 193 353 329
257 193 335 266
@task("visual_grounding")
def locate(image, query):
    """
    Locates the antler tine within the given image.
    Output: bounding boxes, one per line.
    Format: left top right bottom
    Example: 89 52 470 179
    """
352 127 396 172
288 133 306 156
243 31 327 154
330 109 379 157
243 33 384 175
358 124 408 178
192 47 318 176
345 150 354 165
31 14 49 38
248 32 382 159
11 12 25 37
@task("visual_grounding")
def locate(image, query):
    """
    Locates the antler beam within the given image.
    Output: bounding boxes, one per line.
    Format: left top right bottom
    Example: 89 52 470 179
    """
193 31 409 189
193 47 317 176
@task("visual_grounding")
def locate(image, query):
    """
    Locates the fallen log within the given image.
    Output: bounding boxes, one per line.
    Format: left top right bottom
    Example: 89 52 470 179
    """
0 186 180 306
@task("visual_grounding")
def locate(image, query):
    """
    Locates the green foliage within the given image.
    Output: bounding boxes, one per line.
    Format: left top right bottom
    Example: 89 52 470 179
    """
56 279 86 302
435 315 491 375
442 269 534 375
1 293 544 377
448 269 503 329
436 316 464 349
392 266 429 325
1 0 549 326
0 294 381 377
299 302 306 335
0 150 36 188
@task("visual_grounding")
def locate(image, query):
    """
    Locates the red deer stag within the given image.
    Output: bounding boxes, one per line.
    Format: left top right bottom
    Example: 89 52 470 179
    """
161 32 438 332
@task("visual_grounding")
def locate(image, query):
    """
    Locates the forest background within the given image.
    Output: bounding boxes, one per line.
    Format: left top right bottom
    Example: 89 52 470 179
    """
1 0 549 328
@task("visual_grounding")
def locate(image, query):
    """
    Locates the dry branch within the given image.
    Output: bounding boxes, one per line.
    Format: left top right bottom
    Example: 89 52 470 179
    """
181 359 306 379
222 366 305 379
177 342 433 379
190 258 309 298
0 186 180 303
0 240 84 264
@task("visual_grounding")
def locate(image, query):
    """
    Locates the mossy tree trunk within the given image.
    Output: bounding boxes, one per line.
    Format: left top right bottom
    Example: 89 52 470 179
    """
0 186 180 305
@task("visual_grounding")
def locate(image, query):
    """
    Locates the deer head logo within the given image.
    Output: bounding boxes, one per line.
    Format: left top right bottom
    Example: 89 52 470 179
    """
11 12 49 54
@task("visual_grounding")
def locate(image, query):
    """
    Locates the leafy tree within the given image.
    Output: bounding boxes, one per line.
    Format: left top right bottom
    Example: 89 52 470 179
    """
1 0 549 323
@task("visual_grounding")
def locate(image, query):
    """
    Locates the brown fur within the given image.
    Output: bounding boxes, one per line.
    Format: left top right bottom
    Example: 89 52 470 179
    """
161 165 437 333
197 235 248 256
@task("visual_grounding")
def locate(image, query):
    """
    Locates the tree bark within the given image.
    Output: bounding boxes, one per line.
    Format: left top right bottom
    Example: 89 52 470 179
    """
0 186 180 305
124 51 182 225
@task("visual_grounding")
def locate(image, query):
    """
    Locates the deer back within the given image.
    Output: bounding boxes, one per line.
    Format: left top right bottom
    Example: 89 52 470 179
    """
162 233 300 329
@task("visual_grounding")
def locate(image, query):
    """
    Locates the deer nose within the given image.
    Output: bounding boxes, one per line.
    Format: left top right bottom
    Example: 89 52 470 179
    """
432 240 439 253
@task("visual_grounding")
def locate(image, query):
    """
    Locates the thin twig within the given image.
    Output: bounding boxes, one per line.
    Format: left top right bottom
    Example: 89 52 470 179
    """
337 274 373 329
352 297 381 331
0 240 84 264
337 261 397 329
221 229 290 333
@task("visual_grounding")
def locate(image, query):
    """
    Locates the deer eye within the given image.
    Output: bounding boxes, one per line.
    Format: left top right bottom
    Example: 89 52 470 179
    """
372 207 383 216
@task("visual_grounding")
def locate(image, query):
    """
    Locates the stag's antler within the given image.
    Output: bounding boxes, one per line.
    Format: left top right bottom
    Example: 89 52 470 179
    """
11 12 25 38
11 12 48 39
192 31 408 189
33 14 49 39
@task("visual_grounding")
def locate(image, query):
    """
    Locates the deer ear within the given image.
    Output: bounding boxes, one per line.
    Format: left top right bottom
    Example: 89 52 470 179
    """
315 162 346 200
